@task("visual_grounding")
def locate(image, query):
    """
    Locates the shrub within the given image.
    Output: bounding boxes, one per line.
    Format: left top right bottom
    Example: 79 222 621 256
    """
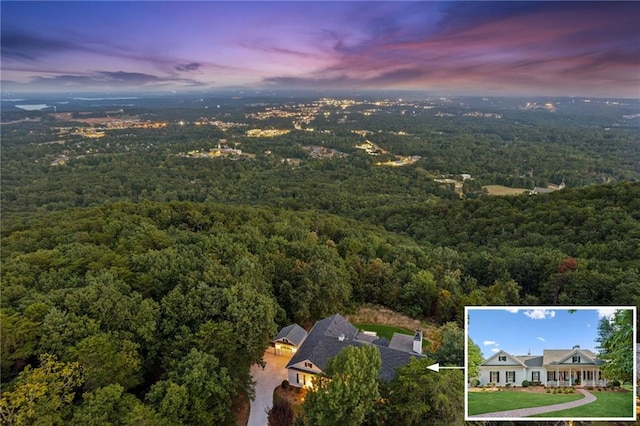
267 399 294 426
487 382 495 387
546 389 551 393
612 380 620 388
587 386 593 390
552 389 557 394
505 383 511 388
522 380 529 388
471 379 481 387
281 380 289 389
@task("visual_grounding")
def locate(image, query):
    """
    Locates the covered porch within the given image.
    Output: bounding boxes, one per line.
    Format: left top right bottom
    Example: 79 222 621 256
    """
546 367 608 387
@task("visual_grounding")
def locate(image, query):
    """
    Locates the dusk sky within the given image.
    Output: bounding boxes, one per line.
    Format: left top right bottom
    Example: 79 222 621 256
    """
2 1 639 97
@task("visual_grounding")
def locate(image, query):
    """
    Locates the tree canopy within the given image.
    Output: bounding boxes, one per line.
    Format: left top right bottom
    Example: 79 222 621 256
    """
303 345 381 426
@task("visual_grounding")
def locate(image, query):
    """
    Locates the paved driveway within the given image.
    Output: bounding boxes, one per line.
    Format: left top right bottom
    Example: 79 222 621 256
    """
248 350 290 426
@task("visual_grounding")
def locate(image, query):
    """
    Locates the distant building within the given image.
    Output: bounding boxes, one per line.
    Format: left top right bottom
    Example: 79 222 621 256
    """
531 180 566 194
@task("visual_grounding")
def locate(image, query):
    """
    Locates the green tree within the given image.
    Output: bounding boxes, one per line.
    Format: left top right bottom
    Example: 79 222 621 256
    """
599 309 633 383
68 333 142 392
71 384 140 426
398 270 437 318
429 322 464 367
304 345 381 426
147 348 234 425
0 354 83 425
386 357 464 426
467 337 484 382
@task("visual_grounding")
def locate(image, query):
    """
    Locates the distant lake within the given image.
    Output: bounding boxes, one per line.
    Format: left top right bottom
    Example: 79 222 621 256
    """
15 104 50 111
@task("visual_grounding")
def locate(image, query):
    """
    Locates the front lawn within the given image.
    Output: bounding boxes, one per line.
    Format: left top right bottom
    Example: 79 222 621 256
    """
530 390 634 418
467 391 584 415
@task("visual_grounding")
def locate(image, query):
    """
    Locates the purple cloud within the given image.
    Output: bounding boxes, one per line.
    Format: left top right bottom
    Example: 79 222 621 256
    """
175 62 201 72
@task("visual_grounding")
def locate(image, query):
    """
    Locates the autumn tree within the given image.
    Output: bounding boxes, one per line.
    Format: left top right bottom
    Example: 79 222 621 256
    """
0 354 83 425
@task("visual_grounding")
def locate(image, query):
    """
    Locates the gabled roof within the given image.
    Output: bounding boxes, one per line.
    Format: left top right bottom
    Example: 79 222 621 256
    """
481 350 527 367
285 313 423 382
543 348 602 366
515 355 543 367
285 314 357 372
388 333 414 353
274 323 308 346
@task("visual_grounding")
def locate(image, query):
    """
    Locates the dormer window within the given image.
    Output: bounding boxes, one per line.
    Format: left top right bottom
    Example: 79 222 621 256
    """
572 356 580 363
498 356 507 361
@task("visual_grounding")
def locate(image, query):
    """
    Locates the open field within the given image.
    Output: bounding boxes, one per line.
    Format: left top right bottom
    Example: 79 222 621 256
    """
483 185 529 195
529 390 634 418
467 391 584 415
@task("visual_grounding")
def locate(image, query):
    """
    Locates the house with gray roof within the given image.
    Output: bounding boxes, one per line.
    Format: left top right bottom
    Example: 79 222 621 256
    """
479 345 607 387
273 323 308 357
278 314 424 388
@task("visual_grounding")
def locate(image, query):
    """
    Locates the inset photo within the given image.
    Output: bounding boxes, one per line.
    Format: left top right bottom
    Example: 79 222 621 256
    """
465 306 636 422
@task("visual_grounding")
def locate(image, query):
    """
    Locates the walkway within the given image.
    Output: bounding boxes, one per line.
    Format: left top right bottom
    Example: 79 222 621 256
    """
248 350 290 426
471 389 596 418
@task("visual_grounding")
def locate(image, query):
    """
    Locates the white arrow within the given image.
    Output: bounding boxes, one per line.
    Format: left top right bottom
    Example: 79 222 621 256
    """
427 363 465 373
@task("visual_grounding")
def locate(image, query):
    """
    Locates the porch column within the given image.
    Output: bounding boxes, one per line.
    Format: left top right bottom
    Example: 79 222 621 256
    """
581 368 583 386
556 367 559 386
592 369 595 387
569 367 572 386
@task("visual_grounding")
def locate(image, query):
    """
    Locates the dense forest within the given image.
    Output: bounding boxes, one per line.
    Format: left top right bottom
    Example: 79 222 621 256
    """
1 94 638 424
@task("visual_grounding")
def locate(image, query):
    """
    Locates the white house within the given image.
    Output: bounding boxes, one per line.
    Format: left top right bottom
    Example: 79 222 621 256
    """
275 314 425 388
479 345 607 387
272 323 308 357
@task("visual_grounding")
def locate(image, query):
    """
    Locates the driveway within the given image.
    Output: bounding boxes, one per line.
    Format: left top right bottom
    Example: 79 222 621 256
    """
248 350 290 426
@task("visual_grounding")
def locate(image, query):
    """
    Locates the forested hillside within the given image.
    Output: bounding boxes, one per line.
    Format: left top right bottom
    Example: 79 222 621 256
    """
2 182 639 423
1 95 639 424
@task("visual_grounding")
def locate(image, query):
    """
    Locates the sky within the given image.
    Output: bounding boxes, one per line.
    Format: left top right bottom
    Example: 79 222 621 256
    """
467 307 630 360
1 1 639 97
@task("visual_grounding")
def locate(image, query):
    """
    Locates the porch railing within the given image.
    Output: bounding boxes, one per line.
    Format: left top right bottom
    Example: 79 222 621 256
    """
546 379 608 387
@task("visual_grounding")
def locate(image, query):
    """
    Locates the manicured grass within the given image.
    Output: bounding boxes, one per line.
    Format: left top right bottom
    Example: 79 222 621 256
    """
530 391 634 418
467 391 584 415
352 323 413 341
